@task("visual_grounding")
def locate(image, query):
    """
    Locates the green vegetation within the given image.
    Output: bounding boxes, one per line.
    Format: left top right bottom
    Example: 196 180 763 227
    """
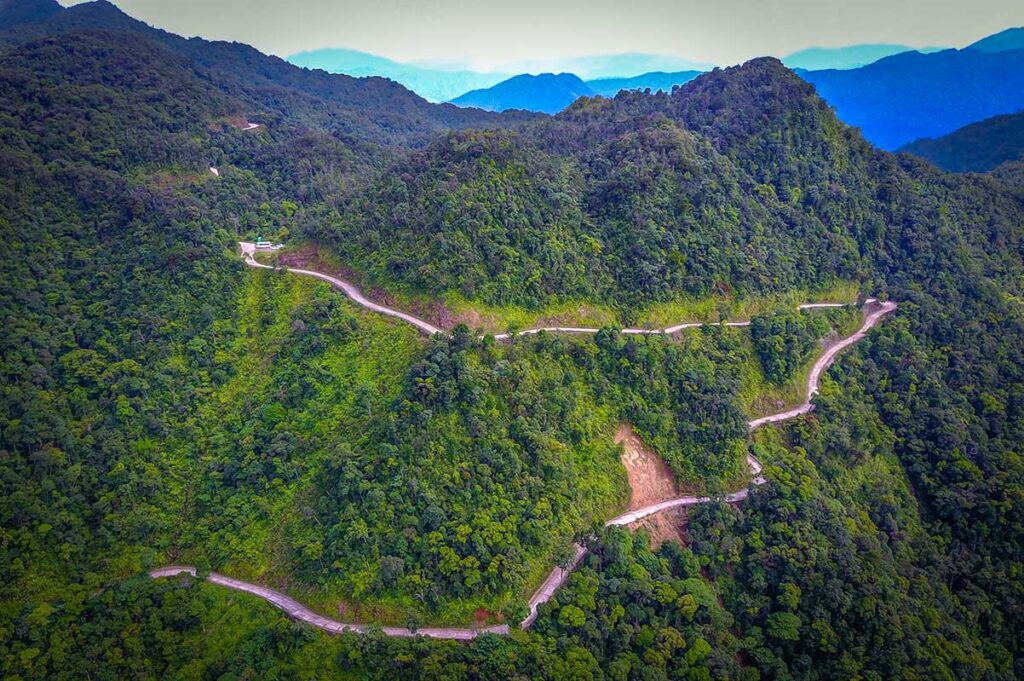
303 325 764 621
179 271 421 581
307 120 868 313
2 3 1024 678
750 308 830 384
739 307 861 416
638 281 859 328
264 240 861 335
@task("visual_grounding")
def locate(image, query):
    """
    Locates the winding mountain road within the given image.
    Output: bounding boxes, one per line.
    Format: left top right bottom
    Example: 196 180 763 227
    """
240 242 442 335
150 566 507 640
150 244 896 639
238 242 863 340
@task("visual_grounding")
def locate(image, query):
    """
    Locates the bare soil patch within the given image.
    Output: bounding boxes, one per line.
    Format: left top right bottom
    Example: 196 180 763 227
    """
617 424 679 510
629 507 689 547
617 423 688 546
474 607 503 626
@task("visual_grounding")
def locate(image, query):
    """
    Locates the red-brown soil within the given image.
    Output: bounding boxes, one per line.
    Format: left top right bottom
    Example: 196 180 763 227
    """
616 423 687 546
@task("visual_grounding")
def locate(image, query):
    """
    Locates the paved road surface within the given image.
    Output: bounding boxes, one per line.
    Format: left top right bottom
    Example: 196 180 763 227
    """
747 299 896 429
150 566 507 640
241 242 442 336
239 242 853 340
150 248 897 639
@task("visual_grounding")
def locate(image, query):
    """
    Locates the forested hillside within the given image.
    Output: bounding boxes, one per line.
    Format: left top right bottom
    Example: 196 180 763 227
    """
0 0 535 145
899 110 1024 172
992 158 1024 190
1 2 1023 679
313 58 1022 315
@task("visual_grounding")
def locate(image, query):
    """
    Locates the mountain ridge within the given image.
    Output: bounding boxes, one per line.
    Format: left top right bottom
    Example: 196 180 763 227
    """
899 110 1024 172
2 4 1024 679
800 46 1024 149
966 25 1024 52
450 72 595 113
0 0 539 143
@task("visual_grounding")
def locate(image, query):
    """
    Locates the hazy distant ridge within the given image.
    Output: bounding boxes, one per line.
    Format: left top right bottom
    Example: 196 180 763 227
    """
781 43 945 70
288 48 510 102
287 48 714 101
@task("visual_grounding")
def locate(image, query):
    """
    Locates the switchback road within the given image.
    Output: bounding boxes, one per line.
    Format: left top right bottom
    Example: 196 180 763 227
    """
151 245 896 639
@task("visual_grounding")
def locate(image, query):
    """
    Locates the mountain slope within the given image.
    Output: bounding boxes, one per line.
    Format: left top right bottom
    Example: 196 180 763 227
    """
966 26 1024 52
586 70 702 96
323 57 1023 312
800 47 1024 149
290 57 1024 670
2 7 1024 679
899 110 1024 172
0 0 536 143
991 158 1024 190
450 72 595 113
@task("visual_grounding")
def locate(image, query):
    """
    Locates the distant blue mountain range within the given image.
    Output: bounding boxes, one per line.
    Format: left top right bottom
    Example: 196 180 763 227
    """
449 71 705 113
899 110 1024 172
966 26 1024 52
289 28 1024 150
801 44 1024 149
288 48 510 102
450 73 595 114
286 49 711 103
781 43 945 70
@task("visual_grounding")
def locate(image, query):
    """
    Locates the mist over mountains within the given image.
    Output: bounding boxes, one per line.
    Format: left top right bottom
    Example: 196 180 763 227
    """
288 48 512 102
780 43 946 70
288 48 713 102
288 28 1024 149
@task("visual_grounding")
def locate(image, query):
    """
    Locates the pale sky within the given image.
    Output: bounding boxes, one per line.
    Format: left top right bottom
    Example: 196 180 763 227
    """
60 0 1024 69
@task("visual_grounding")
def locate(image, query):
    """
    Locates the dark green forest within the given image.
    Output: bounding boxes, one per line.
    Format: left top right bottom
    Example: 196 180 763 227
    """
1 1 1023 679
